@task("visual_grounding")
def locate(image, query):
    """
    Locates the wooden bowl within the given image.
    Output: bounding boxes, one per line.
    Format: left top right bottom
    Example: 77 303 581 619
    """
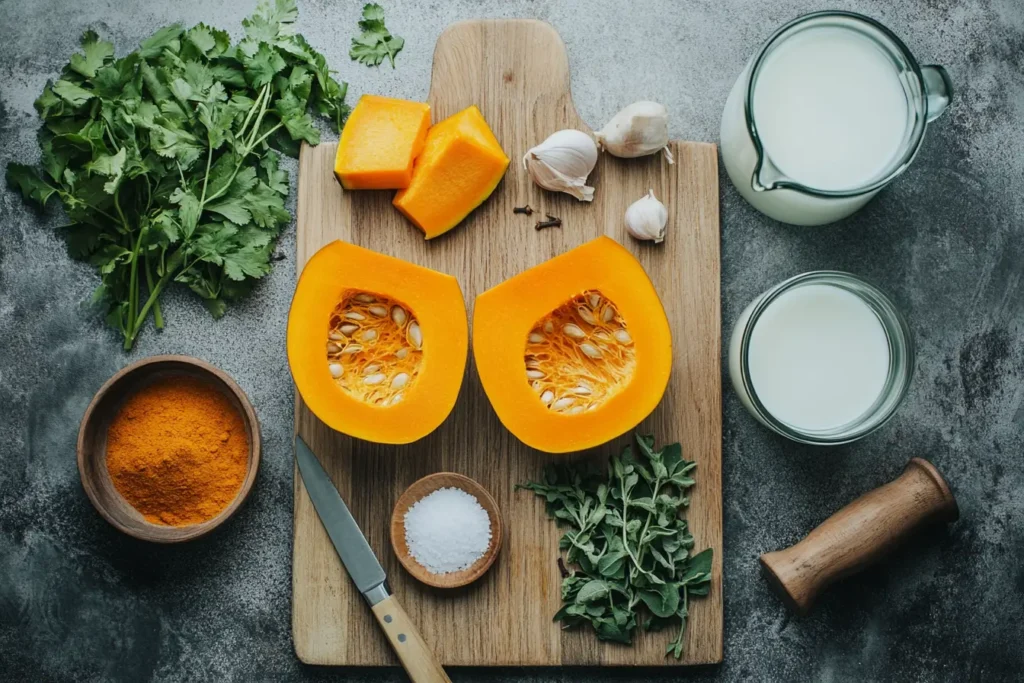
390 472 503 588
77 355 261 543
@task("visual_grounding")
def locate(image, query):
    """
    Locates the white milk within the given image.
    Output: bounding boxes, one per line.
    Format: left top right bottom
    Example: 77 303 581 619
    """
730 284 890 432
719 22 915 225
751 27 909 191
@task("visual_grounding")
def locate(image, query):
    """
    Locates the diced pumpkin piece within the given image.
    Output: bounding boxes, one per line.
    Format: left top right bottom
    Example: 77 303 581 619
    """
334 95 431 190
287 241 468 444
473 237 672 453
393 105 509 239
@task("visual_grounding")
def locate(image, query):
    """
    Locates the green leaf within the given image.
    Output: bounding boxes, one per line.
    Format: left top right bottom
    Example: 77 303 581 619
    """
574 580 610 604
350 3 404 68
170 187 201 238
6 163 59 207
639 583 681 619
52 79 94 107
206 197 252 225
69 30 115 78
222 243 271 280
139 24 183 59
84 148 127 193
244 43 287 87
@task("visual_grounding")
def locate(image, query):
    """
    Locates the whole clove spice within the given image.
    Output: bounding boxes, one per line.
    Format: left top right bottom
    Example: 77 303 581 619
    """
513 205 534 216
535 214 562 231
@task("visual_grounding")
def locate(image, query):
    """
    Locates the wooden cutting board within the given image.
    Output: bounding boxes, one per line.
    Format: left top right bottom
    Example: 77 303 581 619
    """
292 19 722 666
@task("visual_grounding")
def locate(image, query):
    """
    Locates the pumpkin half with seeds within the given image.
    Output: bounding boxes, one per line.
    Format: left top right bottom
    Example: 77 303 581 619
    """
473 236 671 453
288 241 468 444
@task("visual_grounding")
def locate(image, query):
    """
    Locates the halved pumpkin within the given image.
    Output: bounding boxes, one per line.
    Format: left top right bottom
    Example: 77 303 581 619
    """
288 241 467 444
473 236 671 453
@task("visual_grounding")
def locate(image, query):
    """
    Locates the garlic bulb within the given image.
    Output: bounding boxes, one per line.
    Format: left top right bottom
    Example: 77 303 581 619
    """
522 129 598 201
624 189 668 243
595 101 674 164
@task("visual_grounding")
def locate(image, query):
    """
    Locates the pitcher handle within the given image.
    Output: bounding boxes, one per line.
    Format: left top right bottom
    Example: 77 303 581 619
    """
921 65 953 123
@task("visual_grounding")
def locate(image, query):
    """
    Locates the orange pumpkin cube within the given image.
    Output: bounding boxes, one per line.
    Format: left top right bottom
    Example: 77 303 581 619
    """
393 106 509 239
334 95 431 190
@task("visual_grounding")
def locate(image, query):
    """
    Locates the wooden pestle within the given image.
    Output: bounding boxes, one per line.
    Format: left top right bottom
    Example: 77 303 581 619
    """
759 458 959 615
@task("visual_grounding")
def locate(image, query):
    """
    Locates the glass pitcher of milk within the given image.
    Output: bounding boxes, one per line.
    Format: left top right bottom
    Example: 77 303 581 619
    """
720 11 952 226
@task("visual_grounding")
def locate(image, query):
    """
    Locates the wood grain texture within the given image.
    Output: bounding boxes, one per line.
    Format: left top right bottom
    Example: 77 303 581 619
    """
390 472 503 589
292 19 722 666
760 458 959 615
370 596 452 683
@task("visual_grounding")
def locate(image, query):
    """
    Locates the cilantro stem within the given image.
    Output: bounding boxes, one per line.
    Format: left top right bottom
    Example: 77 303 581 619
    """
124 268 173 350
124 228 145 349
198 142 213 208
144 251 163 330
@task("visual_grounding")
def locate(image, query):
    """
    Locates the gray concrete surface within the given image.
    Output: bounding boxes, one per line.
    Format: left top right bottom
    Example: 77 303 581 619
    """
1 0 1022 681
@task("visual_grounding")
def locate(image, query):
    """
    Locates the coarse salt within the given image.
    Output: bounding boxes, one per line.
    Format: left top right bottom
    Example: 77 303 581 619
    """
404 487 491 574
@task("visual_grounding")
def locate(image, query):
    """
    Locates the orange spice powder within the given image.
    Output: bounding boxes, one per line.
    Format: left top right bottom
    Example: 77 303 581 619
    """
105 376 249 526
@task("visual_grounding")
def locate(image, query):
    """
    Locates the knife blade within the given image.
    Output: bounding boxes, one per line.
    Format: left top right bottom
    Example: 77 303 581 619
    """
295 437 388 604
295 437 451 683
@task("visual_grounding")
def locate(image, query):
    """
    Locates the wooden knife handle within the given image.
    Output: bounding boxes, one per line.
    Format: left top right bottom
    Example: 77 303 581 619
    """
371 595 451 683
759 458 958 615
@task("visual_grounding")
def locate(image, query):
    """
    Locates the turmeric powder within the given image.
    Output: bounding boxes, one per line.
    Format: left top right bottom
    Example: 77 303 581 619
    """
105 376 249 526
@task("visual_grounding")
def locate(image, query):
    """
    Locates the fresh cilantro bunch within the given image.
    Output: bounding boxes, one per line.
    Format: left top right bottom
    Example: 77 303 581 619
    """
350 3 404 68
518 434 713 658
6 0 348 349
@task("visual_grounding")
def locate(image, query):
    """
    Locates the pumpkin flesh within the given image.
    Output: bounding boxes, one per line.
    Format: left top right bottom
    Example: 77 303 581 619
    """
334 95 431 190
288 241 467 444
393 105 509 239
473 237 671 453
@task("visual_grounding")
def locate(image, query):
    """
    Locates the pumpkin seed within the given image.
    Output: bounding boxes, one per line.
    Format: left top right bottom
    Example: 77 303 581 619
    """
342 345 363 354
361 329 378 342
363 373 386 385
543 321 554 334
528 332 544 343
340 324 359 336
355 294 375 303
568 405 585 415
368 305 388 317
328 363 343 378
614 329 632 344
345 312 365 321
574 384 592 395
594 331 612 342
391 306 407 326
589 293 601 309
362 364 381 375
327 342 341 353
527 369 545 379
408 321 423 349
541 390 554 405
395 348 409 360
578 307 597 325
391 372 410 390
602 306 615 323
552 397 574 411
532 380 542 391
329 332 345 341
563 323 585 339
390 392 403 405
580 343 602 358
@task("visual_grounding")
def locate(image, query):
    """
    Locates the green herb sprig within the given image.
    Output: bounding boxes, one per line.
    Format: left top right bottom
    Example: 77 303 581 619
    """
6 0 348 349
518 433 713 658
350 3 405 68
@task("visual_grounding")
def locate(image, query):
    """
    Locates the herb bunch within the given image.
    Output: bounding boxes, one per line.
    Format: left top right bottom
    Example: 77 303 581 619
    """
6 0 348 349
349 3 405 68
518 434 713 658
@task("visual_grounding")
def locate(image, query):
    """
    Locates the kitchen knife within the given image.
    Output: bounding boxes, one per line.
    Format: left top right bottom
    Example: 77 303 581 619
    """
296 437 450 683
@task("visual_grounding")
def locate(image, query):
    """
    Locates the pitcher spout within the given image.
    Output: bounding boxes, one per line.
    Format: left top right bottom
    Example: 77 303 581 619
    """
752 154 787 192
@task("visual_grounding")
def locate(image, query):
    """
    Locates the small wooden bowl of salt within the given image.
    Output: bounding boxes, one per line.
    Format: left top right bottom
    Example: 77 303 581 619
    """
390 472 503 588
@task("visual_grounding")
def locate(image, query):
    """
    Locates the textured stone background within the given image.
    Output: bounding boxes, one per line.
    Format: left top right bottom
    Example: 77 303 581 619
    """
1 0 1022 681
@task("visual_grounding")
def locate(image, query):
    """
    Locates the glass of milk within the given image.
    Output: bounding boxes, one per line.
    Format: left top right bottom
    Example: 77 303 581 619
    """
728 272 914 444
720 11 953 225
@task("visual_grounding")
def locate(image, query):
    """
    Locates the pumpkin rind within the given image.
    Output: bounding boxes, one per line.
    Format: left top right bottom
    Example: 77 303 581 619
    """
473 236 671 453
288 241 467 444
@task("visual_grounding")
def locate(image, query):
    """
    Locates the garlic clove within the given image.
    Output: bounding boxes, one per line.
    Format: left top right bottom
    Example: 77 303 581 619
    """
624 189 668 243
523 129 598 201
595 101 674 164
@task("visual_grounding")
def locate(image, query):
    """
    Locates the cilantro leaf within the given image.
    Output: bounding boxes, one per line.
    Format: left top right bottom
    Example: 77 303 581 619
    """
350 3 404 68
5 0 347 349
